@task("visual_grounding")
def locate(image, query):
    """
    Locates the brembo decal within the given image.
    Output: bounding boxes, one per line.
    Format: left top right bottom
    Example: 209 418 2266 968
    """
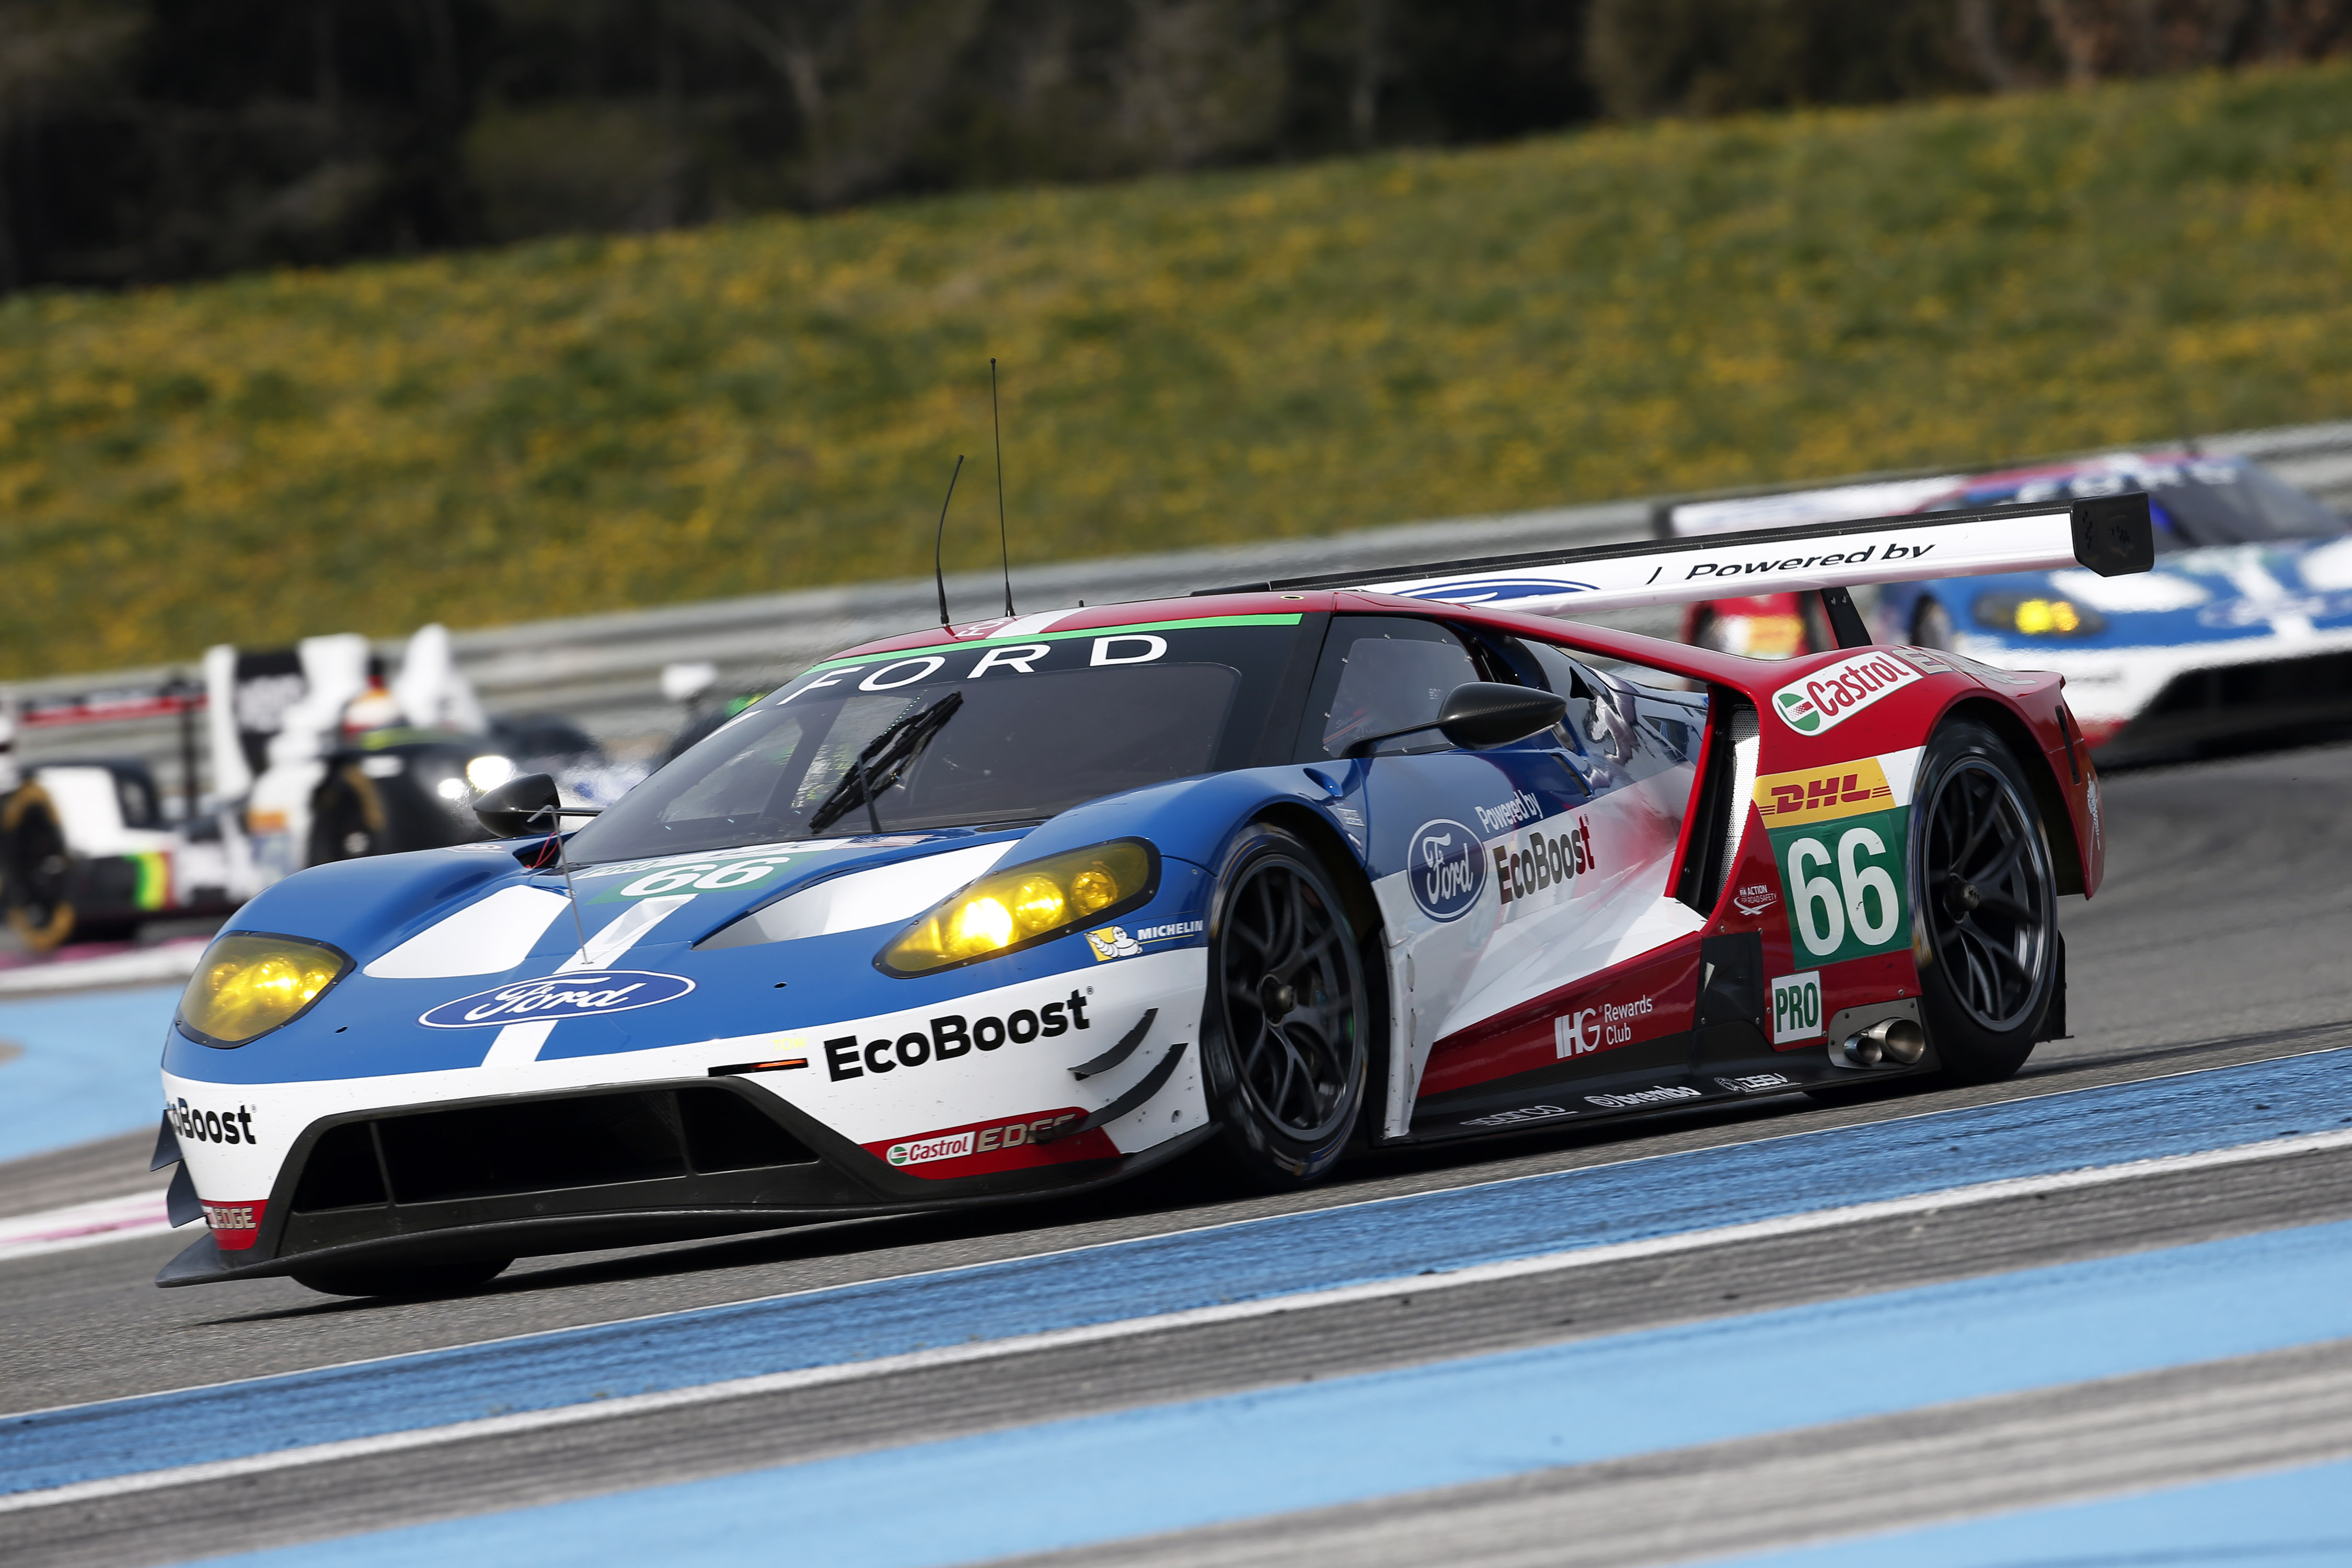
418 970 696 1028
1408 818 1486 921
1769 652 1921 735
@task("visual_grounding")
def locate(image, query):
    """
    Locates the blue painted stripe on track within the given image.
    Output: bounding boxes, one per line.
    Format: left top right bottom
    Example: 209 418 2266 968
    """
190 1219 2352 1568
8 1047 2350 1494
1717 1454 2352 1567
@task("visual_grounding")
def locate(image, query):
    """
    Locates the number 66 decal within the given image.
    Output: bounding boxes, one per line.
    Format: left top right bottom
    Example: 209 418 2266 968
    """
1774 810 1909 965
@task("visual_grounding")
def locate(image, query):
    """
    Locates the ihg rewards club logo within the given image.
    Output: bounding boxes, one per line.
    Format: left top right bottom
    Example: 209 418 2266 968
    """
1771 652 1921 736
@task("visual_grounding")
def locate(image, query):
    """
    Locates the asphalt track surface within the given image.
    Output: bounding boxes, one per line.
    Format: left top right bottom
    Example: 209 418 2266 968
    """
6 739 2352 1565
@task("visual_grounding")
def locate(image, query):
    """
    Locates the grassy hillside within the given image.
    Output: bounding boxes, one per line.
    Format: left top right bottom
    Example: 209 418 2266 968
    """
6 63 2352 680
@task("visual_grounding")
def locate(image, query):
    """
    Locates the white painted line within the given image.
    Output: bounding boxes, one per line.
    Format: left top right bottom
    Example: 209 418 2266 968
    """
0 942 206 996
0 1189 178 1263
8 1124 2350 1514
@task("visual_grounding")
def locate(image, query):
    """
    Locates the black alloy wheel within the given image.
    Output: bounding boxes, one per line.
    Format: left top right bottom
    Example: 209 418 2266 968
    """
1203 824 1374 1185
1912 718 2059 1082
2 788 77 951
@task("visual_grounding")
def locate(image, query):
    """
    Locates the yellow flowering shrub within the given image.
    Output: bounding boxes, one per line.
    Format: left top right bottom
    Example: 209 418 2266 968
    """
5 63 2352 678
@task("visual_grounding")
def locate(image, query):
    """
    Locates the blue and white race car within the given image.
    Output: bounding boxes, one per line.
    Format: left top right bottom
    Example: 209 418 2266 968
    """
1670 451 2351 762
151 500 2143 1296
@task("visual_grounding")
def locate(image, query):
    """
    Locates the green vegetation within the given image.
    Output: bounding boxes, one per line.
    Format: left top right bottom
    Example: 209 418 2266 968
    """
6 61 2352 679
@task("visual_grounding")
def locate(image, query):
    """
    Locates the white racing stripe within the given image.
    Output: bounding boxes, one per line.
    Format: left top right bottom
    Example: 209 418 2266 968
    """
0 1189 177 1264
477 892 700 1068
8 1125 2350 1514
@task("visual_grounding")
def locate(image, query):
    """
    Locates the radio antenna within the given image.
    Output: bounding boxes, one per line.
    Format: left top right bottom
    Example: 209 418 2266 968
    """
932 454 964 628
991 358 1013 617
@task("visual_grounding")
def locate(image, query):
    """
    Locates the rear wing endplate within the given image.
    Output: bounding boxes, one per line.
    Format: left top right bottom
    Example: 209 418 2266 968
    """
1198 494 2154 619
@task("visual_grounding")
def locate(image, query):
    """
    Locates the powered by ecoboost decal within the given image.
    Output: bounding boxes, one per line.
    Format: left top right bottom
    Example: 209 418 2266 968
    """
1770 651 1922 735
418 970 696 1028
1409 818 1485 921
1770 971 1823 1044
826 990 1091 1080
1754 756 1911 967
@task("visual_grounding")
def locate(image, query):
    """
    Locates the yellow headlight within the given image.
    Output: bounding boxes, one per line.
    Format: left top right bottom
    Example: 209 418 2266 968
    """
178 932 351 1045
881 840 1155 975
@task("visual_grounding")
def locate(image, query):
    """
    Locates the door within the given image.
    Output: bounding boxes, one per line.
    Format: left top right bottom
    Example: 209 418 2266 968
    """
1295 616 1713 1139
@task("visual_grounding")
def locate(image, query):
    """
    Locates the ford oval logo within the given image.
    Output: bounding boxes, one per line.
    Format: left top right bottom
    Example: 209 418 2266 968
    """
1409 818 1485 922
417 970 696 1029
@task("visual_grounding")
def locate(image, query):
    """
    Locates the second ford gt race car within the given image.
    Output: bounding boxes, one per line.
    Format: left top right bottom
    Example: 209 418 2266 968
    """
150 496 2148 1297
1668 451 2351 762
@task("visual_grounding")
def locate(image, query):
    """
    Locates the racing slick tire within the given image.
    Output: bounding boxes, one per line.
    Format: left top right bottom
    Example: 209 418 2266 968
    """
290 1257 512 1298
1910 717 2060 1085
2 785 78 952
1200 823 1374 1187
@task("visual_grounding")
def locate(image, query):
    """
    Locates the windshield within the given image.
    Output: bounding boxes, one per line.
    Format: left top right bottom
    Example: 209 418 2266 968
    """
564 616 1307 864
1988 458 2342 552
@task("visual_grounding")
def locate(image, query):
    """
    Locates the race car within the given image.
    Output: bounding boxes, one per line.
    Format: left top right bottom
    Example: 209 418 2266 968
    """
149 494 2147 1296
1 626 637 950
1666 452 2351 762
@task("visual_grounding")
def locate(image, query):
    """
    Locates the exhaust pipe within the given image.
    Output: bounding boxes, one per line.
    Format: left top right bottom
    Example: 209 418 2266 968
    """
1839 1017 1927 1068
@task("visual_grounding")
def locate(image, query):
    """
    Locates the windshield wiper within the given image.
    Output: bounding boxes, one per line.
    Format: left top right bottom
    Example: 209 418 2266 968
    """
807 690 965 835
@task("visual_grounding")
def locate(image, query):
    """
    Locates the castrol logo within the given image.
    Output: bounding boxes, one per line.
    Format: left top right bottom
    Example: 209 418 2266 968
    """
1770 652 1922 736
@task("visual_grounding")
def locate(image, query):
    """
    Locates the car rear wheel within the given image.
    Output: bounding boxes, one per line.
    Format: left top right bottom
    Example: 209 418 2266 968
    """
1912 718 2059 1084
1201 824 1371 1186
2 786 77 952
290 1257 512 1298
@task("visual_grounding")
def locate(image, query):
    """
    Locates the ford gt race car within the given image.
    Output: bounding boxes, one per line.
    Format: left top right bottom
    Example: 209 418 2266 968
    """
151 496 2149 1297
1667 452 2351 762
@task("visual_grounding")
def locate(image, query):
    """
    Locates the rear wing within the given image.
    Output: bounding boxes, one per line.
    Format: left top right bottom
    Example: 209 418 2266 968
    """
1199 495 2153 625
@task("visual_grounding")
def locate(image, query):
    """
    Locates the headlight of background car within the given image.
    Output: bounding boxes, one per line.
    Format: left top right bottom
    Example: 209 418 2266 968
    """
880 840 1157 975
1971 593 2107 638
177 932 352 1045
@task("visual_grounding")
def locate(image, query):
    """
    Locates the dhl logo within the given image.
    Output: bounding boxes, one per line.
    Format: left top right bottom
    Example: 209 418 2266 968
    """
1753 757 1895 827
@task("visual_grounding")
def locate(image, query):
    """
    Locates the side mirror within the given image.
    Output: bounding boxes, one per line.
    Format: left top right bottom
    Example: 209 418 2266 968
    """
474 772 561 838
1436 683 1570 750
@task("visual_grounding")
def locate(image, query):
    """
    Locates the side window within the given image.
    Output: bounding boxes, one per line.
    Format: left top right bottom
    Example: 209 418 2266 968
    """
1494 636 1710 780
1300 617 1483 760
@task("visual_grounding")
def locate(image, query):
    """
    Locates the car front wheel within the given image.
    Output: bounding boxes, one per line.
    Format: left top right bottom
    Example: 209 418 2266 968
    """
1201 824 1373 1185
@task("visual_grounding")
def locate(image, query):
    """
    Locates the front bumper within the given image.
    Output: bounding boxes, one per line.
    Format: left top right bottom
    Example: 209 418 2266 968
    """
159 1073 1214 1286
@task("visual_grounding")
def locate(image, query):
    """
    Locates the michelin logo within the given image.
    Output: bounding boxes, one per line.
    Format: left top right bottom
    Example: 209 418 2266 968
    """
1086 919 1204 962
